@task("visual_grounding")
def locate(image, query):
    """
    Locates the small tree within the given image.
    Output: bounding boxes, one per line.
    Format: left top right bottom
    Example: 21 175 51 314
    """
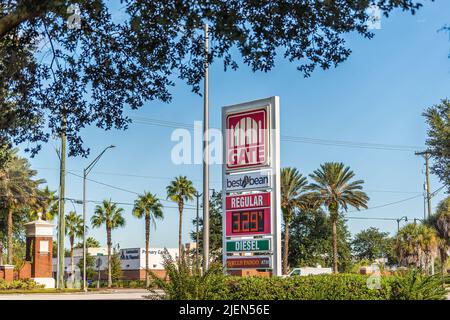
77 253 96 283
111 250 123 283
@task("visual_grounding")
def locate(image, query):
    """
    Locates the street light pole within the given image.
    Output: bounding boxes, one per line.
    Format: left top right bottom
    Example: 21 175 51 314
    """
82 145 115 292
194 192 202 272
396 216 408 232
202 23 210 273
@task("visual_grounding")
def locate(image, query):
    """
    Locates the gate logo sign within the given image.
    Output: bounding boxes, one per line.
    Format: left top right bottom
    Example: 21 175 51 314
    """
226 108 269 171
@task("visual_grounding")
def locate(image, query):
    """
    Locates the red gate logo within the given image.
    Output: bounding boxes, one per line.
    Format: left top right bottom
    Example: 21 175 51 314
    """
226 108 268 170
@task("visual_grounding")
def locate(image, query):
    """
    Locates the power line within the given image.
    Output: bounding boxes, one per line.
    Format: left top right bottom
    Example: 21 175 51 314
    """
66 171 197 208
131 116 425 152
347 185 444 213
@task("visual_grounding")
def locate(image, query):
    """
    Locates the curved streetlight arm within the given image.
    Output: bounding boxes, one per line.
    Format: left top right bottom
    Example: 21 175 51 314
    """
85 145 115 177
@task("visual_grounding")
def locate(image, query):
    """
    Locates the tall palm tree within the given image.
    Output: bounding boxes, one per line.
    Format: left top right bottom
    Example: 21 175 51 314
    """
307 162 369 273
35 186 58 221
26 186 58 222
396 223 438 273
65 211 84 285
91 200 125 288
280 167 309 274
133 192 163 287
166 176 196 258
425 197 450 275
0 149 44 264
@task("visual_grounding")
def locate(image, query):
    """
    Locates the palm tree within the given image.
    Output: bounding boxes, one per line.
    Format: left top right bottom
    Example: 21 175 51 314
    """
91 200 125 288
65 211 84 285
425 197 450 275
26 186 58 222
166 176 196 258
35 186 58 221
280 167 309 274
396 223 438 273
0 149 44 264
307 162 369 273
132 192 164 287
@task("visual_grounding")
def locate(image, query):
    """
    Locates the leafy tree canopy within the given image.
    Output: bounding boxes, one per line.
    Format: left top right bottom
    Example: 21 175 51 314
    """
423 99 450 192
287 208 353 272
351 227 394 263
191 190 222 261
0 0 426 156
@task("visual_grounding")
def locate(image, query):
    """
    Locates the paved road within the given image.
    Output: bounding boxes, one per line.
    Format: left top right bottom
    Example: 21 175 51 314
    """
0 289 162 300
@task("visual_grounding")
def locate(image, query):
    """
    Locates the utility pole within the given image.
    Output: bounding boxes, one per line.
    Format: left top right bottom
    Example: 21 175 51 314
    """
423 182 426 221
202 23 210 273
194 192 202 272
415 151 432 218
57 119 67 289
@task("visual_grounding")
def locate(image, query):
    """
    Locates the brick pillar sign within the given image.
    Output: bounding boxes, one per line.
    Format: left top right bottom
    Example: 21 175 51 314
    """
24 214 55 288
0 265 14 282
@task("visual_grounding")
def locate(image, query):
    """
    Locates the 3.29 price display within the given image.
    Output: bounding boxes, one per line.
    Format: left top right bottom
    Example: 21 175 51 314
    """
226 208 271 236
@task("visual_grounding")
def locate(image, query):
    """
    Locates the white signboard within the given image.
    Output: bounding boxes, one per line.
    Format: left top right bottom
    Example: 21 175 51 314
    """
222 96 282 276
225 170 271 192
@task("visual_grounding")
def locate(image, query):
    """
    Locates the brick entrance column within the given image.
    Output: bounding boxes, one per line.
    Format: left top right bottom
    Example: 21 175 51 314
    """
0 265 14 282
24 215 55 288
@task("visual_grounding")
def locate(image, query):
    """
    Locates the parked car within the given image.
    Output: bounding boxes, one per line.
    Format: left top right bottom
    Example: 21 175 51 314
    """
283 266 332 277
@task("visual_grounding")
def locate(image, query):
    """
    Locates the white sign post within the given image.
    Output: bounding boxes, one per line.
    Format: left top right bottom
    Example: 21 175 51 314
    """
222 96 282 276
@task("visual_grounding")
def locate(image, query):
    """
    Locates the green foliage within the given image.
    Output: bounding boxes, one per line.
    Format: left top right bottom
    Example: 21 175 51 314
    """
352 227 394 263
77 253 96 280
395 223 438 271
150 269 449 300
0 279 44 290
389 269 449 300
425 197 450 274
0 1 424 156
111 251 123 282
0 149 45 263
191 190 222 262
75 237 100 249
148 249 226 300
423 99 450 191
288 209 353 272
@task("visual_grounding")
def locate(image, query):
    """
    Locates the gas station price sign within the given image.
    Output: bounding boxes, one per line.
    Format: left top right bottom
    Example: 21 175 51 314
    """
225 192 271 237
226 239 270 252
226 208 271 236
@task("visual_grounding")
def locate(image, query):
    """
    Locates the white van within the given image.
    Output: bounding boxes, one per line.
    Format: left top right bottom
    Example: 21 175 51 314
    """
285 266 332 277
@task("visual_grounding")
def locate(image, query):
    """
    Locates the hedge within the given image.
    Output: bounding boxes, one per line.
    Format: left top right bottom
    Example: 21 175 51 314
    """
0 279 44 290
153 273 449 300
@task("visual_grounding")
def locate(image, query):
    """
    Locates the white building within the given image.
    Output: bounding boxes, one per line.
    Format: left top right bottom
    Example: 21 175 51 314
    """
53 247 178 283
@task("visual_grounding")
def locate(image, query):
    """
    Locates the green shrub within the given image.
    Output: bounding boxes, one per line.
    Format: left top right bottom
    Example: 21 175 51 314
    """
0 279 44 290
387 269 449 300
223 274 392 300
149 260 449 300
148 249 228 300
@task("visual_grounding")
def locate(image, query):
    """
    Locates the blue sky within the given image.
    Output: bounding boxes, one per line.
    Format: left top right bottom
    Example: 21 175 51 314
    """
22 1 450 249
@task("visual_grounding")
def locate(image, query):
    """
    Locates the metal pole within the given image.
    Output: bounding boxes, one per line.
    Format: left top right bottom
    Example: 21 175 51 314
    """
58 121 66 289
82 169 87 292
56 185 61 289
202 23 210 272
415 151 432 218
424 154 432 218
81 145 115 292
195 192 201 272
